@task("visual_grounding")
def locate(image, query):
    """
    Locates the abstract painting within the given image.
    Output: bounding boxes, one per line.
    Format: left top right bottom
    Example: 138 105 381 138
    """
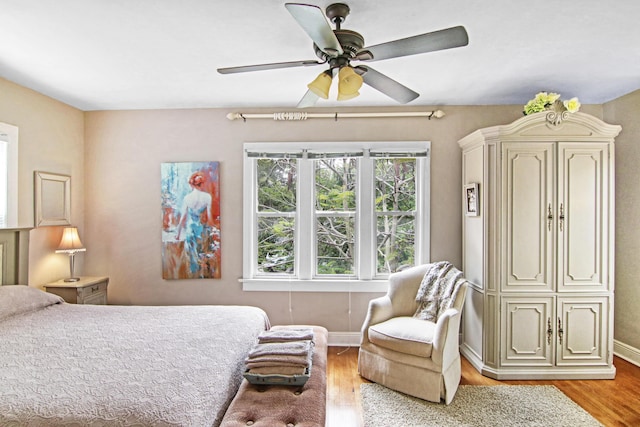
161 161 221 279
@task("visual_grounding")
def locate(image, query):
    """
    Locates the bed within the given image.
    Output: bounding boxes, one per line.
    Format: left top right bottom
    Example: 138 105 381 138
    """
0 285 270 426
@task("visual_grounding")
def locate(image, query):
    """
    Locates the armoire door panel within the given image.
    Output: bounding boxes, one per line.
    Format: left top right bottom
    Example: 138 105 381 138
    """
557 144 608 291
503 144 554 292
501 297 554 366
557 297 608 366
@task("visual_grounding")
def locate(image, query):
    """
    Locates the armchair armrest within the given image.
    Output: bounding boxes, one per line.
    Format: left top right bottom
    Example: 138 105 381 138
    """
360 295 393 345
430 307 463 367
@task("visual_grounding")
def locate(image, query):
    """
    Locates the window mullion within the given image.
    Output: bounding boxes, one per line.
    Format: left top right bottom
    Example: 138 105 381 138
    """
358 153 374 280
297 158 313 279
415 156 430 264
244 158 257 278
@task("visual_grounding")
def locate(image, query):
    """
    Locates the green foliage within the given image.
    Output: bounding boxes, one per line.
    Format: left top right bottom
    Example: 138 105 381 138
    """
255 156 418 276
316 216 354 275
375 159 417 274
315 158 357 211
316 189 355 210
257 159 296 212
257 217 294 273
377 215 415 274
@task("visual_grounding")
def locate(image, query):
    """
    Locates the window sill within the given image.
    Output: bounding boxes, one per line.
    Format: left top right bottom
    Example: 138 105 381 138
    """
240 278 388 293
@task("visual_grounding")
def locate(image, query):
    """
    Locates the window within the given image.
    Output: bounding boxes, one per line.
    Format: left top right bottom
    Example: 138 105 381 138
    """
0 139 7 226
243 142 430 292
0 122 18 229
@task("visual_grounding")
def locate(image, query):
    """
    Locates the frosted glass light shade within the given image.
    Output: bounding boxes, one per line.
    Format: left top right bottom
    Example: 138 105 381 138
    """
338 66 363 99
307 71 333 99
337 91 360 101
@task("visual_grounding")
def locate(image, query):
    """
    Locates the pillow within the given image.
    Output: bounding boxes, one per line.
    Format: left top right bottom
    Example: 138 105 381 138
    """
0 285 64 321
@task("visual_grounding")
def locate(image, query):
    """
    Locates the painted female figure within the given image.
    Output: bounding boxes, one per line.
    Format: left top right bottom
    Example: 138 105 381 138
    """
176 171 215 278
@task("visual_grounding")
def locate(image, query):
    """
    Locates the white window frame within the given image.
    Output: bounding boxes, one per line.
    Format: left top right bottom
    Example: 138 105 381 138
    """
0 122 18 229
242 141 430 292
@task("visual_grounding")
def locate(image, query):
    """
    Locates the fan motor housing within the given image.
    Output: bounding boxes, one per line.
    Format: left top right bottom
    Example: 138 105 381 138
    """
314 29 364 62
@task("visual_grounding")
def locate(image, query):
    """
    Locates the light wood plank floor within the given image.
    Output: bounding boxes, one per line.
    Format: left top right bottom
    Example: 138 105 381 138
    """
326 346 640 427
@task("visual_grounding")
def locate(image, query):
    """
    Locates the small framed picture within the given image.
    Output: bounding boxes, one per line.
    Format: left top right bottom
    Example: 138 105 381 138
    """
464 183 479 216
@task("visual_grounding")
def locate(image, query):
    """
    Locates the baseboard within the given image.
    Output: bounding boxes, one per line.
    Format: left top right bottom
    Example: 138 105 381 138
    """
614 339 640 367
328 331 361 347
460 344 484 373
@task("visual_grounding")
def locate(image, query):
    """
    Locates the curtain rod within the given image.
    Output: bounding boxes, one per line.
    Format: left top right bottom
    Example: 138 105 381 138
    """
226 110 445 122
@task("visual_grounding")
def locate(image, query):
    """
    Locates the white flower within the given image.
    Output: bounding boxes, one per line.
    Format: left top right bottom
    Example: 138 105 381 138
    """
563 97 581 113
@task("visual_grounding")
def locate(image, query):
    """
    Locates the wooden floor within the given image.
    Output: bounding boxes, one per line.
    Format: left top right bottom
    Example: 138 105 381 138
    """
326 346 640 427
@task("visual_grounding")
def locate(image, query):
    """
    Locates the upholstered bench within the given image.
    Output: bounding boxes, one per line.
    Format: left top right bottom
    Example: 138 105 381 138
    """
220 325 328 427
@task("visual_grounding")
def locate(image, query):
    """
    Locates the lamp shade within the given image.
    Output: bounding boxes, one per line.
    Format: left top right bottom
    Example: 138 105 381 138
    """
307 70 333 99
55 227 86 253
338 66 363 99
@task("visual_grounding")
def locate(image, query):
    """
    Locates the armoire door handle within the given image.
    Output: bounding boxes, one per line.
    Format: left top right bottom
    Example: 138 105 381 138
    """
559 203 565 232
547 204 553 231
557 317 564 345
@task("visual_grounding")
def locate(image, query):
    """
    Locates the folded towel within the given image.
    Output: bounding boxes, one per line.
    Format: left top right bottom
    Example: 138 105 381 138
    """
258 327 314 343
248 340 313 359
245 361 307 370
245 351 312 370
248 365 308 376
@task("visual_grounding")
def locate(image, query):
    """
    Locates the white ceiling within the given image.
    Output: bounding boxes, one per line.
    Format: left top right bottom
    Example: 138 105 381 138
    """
2 0 639 111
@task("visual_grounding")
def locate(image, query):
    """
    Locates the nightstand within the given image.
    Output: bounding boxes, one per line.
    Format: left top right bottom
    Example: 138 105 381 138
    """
44 276 109 305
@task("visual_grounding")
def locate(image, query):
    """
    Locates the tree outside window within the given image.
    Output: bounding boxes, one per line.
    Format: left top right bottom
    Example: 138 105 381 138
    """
244 142 429 291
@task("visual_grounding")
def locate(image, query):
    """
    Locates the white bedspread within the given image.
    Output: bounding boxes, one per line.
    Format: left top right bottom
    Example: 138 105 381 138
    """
0 300 270 426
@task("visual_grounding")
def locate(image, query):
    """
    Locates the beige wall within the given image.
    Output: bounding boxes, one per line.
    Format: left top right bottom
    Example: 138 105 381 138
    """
604 89 640 351
83 104 607 333
4 74 633 344
0 77 85 287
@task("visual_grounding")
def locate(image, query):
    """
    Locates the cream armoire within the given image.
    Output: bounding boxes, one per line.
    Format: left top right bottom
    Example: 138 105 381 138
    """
458 110 621 379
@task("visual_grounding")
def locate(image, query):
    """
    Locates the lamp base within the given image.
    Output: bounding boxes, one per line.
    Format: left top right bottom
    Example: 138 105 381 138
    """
64 277 81 282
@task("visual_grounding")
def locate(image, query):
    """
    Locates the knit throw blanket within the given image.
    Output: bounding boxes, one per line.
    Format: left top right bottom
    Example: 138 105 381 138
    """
414 261 466 322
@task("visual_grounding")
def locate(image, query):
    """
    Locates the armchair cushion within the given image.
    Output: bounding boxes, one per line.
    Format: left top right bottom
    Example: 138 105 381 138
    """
368 316 436 358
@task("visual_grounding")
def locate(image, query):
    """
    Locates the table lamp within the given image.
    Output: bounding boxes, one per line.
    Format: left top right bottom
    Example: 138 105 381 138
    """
55 226 86 282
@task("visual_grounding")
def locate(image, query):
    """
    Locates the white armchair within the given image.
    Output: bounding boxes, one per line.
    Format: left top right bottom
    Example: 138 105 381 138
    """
358 263 468 404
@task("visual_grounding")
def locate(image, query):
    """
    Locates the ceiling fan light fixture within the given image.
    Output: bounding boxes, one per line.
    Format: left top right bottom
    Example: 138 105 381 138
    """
221 3 470 107
338 66 363 97
307 70 333 99
337 90 360 101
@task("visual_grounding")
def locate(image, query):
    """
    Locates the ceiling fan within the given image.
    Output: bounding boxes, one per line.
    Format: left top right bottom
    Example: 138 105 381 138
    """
217 3 469 107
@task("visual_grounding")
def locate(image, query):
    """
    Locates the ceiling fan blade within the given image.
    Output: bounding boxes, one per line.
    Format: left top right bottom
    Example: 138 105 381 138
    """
355 66 419 104
363 26 469 61
217 60 323 74
297 89 320 108
285 3 343 56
